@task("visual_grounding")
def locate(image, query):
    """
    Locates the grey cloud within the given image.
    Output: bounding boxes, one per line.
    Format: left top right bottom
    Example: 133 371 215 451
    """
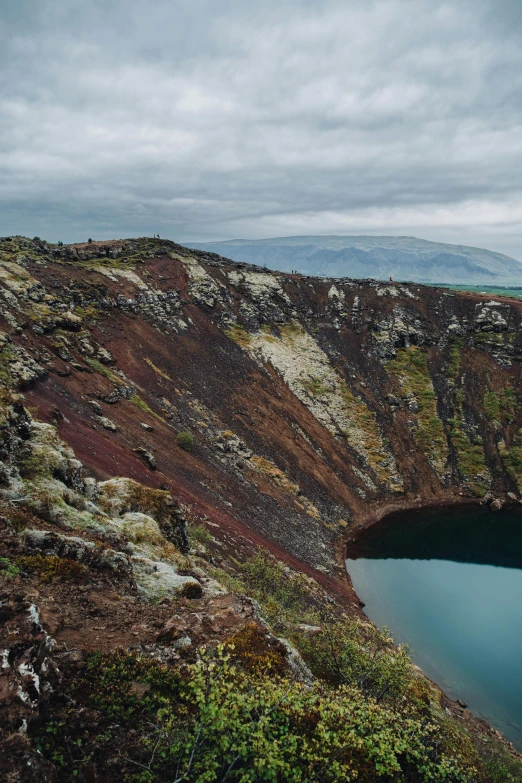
0 0 521 258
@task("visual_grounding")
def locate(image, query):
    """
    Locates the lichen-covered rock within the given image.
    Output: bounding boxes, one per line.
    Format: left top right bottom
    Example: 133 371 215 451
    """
132 446 156 469
372 306 427 358
474 301 509 333
96 346 114 364
23 529 133 581
97 477 189 552
98 416 117 432
113 511 165 546
130 554 202 600
0 332 46 388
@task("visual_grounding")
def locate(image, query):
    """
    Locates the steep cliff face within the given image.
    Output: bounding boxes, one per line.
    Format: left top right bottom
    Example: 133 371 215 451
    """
1 235 522 586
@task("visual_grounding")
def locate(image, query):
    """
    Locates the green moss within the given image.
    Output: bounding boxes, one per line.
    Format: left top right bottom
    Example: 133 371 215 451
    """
84 357 120 383
223 322 251 348
0 342 15 387
500 435 522 492
449 419 489 496
278 320 303 340
0 556 20 579
129 393 164 422
187 522 212 547
74 304 99 320
17 554 86 583
301 375 334 397
386 347 448 475
337 380 397 485
484 386 518 425
484 391 502 421
447 338 463 379
176 431 194 451
474 331 506 344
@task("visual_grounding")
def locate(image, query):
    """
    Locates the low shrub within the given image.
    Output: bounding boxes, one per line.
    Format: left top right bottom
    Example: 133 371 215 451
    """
0 556 20 579
17 554 86 583
33 647 472 782
187 522 213 547
176 431 194 451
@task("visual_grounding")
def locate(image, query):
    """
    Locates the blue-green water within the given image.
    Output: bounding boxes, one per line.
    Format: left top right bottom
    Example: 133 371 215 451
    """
346 507 522 749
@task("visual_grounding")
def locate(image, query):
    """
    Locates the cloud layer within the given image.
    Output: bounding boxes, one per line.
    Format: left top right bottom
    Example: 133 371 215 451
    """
1 0 521 256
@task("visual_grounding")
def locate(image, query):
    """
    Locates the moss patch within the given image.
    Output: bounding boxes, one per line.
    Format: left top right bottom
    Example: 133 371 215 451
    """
17 554 86 583
223 322 251 348
447 338 463 380
386 347 448 477
129 393 165 422
249 455 320 519
448 418 489 496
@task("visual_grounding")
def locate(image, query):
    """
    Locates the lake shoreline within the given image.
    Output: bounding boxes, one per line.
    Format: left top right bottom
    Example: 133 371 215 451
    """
344 503 522 755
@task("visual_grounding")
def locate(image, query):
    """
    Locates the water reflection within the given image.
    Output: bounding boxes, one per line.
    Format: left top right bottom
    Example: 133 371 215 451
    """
346 507 522 749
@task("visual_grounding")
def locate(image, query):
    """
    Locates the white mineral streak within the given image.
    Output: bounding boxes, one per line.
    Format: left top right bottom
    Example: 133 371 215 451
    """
228 269 291 304
247 323 402 489
176 253 223 307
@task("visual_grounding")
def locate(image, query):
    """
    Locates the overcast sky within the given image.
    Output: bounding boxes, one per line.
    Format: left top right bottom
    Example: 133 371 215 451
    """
1 0 522 257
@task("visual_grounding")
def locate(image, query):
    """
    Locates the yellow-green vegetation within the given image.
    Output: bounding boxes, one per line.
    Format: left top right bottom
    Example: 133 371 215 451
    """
0 556 20 579
278 320 303 338
33 645 472 783
17 554 86 583
73 255 141 271
386 347 448 477
447 338 463 380
129 393 165 422
484 391 501 421
338 380 393 483
223 622 288 676
0 338 15 387
187 522 213 547
143 356 173 381
176 431 194 451
301 375 334 396
474 332 506 345
448 418 489 496
498 433 522 492
73 304 99 320
249 455 320 518
484 387 517 425
84 356 121 383
223 322 251 348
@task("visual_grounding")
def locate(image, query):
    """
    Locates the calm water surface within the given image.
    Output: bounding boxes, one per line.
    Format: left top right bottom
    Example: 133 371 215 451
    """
346 507 522 749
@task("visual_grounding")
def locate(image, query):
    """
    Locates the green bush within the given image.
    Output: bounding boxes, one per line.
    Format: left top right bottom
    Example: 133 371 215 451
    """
240 550 314 627
176 431 194 451
187 522 213 547
298 618 413 704
0 556 20 579
35 648 471 782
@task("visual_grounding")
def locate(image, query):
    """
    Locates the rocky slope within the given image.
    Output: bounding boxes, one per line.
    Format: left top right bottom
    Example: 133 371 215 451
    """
2 235 522 780
187 235 522 285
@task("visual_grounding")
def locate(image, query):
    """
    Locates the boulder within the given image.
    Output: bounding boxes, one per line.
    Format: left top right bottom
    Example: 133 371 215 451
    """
98 416 117 432
133 447 156 470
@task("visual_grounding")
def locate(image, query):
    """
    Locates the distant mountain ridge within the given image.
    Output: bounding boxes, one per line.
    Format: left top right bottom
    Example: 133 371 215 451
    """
185 235 522 285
